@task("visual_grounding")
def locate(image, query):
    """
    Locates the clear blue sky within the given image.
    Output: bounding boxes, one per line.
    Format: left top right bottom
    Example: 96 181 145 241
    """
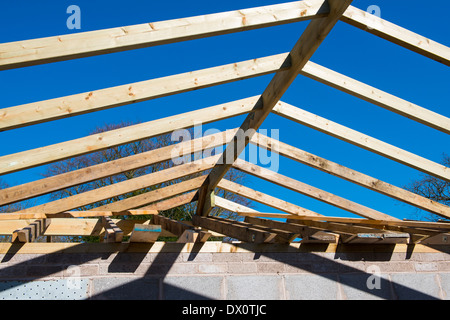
0 0 449 219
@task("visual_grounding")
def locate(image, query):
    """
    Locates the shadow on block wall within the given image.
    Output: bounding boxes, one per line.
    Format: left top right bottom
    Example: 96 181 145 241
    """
0 242 447 300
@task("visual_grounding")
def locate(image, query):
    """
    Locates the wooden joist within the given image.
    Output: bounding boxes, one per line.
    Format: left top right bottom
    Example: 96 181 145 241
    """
343 233 410 244
129 224 161 243
92 175 207 212
1 54 289 131
192 215 296 244
238 212 449 243
341 6 450 66
196 0 354 217
4 2 447 70
102 217 124 243
215 196 339 243
12 219 50 243
299 61 450 134
0 0 329 70
272 101 450 182
246 213 385 236
17 155 220 215
239 212 440 243
153 215 211 243
0 97 257 175
220 217 299 243
252 132 450 219
0 129 234 206
244 216 332 241
232 159 398 221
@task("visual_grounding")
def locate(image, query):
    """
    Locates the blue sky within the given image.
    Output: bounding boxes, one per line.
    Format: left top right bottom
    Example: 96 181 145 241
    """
0 0 449 220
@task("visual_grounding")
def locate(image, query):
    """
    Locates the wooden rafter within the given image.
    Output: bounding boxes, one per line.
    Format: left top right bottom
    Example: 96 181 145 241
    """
341 6 450 66
93 175 207 212
214 198 337 243
140 191 198 211
214 196 258 214
245 216 441 244
17 155 220 215
0 97 257 175
3 2 447 70
272 101 450 182
0 129 234 206
0 0 329 71
1 54 289 131
196 0 354 216
299 61 450 134
251 132 450 219
232 159 398 221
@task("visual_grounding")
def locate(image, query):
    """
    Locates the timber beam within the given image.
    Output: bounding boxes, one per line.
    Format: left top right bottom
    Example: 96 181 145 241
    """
102 217 124 243
272 101 450 182
12 219 51 243
153 215 211 243
0 210 158 220
244 216 335 242
0 129 235 206
0 97 256 175
92 176 207 212
341 6 450 66
232 159 397 221
129 224 161 243
299 61 450 135
17 155 220 215
251 132 450 219
192 215 296 244
196 0 354 216
1 55 289 131
238 212 450 233
140 191 198 211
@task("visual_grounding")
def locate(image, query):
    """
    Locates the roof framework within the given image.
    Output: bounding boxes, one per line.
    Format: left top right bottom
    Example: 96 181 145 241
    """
1 0 450 247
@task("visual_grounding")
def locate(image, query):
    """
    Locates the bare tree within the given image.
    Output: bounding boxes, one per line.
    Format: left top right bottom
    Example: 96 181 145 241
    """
405 153 450 221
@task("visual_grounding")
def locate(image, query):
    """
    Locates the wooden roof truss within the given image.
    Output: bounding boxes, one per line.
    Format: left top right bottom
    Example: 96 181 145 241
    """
1 0 450 246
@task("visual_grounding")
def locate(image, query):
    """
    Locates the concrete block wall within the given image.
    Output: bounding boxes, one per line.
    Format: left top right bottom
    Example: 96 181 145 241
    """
0 243 448 300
